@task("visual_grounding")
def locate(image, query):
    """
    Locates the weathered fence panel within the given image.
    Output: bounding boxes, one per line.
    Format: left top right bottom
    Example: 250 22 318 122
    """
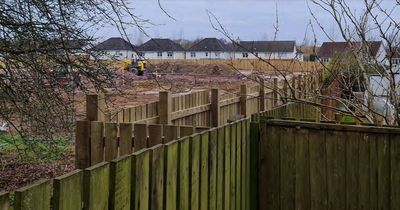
257 119 400 210
53 170 83 210
0 192 9 210
14 180 51 210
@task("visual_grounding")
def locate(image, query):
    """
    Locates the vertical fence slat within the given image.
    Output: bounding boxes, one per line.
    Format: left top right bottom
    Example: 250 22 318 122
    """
345 131 359 210
53 170 83 210
190 135 201 210
370 133 379 210
109 155 131 210
83 162 110 210
76 121 91 169
165 141 179 210
216 127 225 210
180 126 195 137
377 133 390 210
164 125 179 143
179 138 190 210
295 127 311 210
105 123 118 161
280 125 295 210
391 133 400 210
209 129 218 210
15 180 51 210
224 125 231 210
133 150 150 210
249 122 260 210
0 192 9 210
90 121 104 165
230 123 237 210
241 120 248 210
309 129 327 210
148 124 163 147
200 131 210 210
236 121 242 209
120 123 133 155
134 124 148 151
150 145 165 210
358 132 370 210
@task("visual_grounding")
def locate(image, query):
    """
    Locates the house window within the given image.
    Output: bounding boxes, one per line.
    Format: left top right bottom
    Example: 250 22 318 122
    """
191 52 196 57
138 52 145 57
215 52 220 57
157 52 163 57
242 52 249 58
205 52 209 57
115 51 123 56
167 52 173 57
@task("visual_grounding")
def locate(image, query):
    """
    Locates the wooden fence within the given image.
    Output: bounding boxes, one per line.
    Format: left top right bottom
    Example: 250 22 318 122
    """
147 59 322 72
252 119 400 210
1 119 251 210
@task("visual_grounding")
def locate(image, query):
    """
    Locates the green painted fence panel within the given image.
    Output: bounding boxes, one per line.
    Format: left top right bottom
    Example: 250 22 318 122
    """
83 162 110 210
165 141 178 210
110 155 132 210
53 170 83 210
15 180 51 210
132 150 150 210
179 138 190 210
190 135 201 210
200 131 209 210
150 145 165 210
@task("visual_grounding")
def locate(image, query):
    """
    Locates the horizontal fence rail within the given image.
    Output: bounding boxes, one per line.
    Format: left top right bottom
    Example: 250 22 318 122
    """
2 119 251 210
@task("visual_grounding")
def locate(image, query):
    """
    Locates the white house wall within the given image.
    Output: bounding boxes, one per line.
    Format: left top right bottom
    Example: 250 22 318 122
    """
185 51 232 60
142 51 185 60
99 50 137 60
233 52 297 60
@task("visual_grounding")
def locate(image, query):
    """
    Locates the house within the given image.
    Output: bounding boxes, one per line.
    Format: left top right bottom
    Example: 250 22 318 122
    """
186 38 233 60
94 37 136 60
317 41 387 64
387 48 400 67
233 40 299 60
138 38 185 59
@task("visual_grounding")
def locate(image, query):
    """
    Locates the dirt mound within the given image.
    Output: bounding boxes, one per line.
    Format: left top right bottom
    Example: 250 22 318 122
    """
149 62 237 75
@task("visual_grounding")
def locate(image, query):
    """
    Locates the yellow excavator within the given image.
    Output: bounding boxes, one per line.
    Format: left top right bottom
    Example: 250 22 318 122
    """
121 58 147 76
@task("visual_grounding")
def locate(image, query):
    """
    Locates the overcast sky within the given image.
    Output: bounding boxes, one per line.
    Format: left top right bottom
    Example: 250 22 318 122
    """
96 0 399 44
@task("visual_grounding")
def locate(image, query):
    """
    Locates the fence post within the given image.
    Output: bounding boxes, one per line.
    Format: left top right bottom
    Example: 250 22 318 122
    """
86 93 105 122
211 89 221 127
297 75 303 99
291 76 297 99
259 79 265 112
159 91 172 124
273 78 278 107
240 84 248 117
283 80 288 104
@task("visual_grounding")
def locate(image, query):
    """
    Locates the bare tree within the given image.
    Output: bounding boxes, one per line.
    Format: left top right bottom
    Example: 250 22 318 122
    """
0 0 148 158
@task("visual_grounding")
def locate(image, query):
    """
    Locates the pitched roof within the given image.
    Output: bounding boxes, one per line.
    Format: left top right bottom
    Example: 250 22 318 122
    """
387 47 400 59
138 38 184 51
234 41 296 52
318 41 383 58
188 38 231 52
94 37 135 51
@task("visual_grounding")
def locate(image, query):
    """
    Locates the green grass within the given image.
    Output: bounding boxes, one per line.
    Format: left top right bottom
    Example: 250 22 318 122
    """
0 134 70 161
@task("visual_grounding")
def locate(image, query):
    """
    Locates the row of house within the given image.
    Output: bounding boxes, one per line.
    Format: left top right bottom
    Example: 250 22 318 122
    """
94 37 303 61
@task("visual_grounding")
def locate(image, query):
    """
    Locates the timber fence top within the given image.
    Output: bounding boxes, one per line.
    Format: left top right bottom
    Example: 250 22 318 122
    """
262 119 400 134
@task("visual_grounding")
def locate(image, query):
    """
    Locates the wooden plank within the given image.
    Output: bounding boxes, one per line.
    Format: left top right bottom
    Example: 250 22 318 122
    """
280 126 295 210
86 93 105 122
90 121 104 165
391 133 400 210
370 133 379 210
109 155 131 210
377 133 390 210
326 130 345 210
148 124 163 147
133 150 151 210
209 129 218 210
345 131 360 209
200 131 210 210
164 125 179 143
165 141 179 210
259 122 280 210
216 127 225 210
236 121 242 209
230 123 237 210
241 120 248 210
179 138 190 210
15 180 51 210
180 126 195 137
53 170 83 210
249 122 260 210
134 124 148 151
0 192 9 210
75 120 90 169
150 145 165 210
159 91 172 124
211 89 221 127
259 79 265 111
190 135 201 210
119 123 133 155
83 162 110 210
240 85 248 117
105 122 118 161
224 125 231 210
358 132 370 210
309 129 327 210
